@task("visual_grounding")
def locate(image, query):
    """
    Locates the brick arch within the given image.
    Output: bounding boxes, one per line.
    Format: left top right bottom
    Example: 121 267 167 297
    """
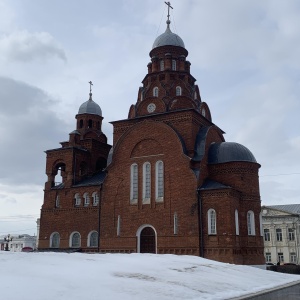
52 159 66 175
130 139 163 158
168 97 197 111
199 102 212 122
136 98 166 116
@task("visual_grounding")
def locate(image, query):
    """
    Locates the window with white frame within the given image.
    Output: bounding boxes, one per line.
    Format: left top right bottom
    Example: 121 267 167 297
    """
70 232 81 248
172 59 176 70
208 209 216 235
130 163 138 204
264 229 271 241
235 209 239 235
276 228 283 241
265 252 272 262
290 252 297 263
92 192 99 206
160 60 164 71
288 228 295 241
50 232 60 248
83 192 90 206
153 87 158 97
74 193 81 206
278 252 284 263
155 161 164 202
88 231 98 247
176 86 182 96
247 210 255 235
143 162 151 204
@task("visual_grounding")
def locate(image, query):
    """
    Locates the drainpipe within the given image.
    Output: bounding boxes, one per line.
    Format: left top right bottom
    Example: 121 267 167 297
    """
197 188 204 257
97 183 103 253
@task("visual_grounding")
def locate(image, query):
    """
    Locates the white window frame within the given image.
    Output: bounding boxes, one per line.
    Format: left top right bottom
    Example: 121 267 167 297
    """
153 87 158 97
172 59 176 71
208 209 216 235
74 193 81 206
264 229 271 241
290 252 297 263
142 162 151 204
288 228 295 241
276 228 283 241
92 192 99 206
278 252 284 263
155 160 164 202
83 192 90 206
265 252 272 262
235 209 239 235
50 232 60 248
176 86 182 96
160 60 164 71
247 210 255 236
69 232 81 248
87 231 98 248
130 163 138 204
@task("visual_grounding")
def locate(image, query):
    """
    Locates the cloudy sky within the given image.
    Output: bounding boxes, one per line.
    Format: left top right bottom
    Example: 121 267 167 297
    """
0 0 299 236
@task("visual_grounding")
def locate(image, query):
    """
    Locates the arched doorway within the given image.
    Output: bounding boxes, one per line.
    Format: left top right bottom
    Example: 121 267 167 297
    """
140 227 156 253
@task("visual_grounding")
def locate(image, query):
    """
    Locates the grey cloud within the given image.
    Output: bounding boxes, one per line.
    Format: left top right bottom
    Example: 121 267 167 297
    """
0 30 67 62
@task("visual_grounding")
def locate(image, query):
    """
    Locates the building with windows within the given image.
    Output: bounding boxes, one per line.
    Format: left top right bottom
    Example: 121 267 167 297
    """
261 205 300 265
0 234 37 252
38 7 264 265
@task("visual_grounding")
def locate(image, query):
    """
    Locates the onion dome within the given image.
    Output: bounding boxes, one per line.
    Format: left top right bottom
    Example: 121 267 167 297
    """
208 142 257 164
152 20 185 49
78 92 102 116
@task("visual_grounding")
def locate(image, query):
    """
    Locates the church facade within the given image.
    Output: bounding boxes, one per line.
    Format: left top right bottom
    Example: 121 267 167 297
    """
38 14 265 265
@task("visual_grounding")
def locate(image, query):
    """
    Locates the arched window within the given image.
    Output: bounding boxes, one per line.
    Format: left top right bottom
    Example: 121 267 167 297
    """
88 231 98 247
208 209 216 235
153 87 158 97
55 195 60 208
50 232 60 248
160 60 164 71
143 162 151 204
70 232 81 248
235 209 239 235
176 86 182 96
83 192 90 206
88 119 93 128
155 161 164 202
74 193 81 206
130 163 138 204
247 211 256 236
194 91 197 100
172 59 176 71
92 192 99 206
79 120 83 128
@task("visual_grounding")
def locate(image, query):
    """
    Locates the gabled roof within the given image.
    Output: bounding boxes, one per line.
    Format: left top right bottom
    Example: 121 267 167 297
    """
265 204 300 215
198 179 231 191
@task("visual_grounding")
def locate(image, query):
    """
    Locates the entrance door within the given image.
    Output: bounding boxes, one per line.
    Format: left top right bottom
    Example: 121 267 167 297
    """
140 227 156 253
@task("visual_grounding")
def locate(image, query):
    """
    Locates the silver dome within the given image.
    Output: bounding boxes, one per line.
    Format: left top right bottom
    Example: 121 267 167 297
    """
78 94 102 116
152 24 185 49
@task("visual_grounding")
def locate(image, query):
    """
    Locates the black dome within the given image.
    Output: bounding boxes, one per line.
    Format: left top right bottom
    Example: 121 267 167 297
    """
208 142 257 164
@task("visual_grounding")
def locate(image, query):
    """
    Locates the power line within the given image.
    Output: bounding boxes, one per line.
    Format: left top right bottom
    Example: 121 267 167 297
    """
0 227 37 234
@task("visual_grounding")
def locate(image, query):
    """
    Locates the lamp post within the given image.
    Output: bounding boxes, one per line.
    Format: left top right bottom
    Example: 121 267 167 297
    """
4 234 12 251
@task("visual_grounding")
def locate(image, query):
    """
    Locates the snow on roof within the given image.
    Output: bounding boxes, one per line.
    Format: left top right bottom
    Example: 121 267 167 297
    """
0 252 299 300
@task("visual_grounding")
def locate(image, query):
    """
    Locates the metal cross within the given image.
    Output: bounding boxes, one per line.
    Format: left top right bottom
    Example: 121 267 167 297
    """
88 81 93 93
164 1 173 22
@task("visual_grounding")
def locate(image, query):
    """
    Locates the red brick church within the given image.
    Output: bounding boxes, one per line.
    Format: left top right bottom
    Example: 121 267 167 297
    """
38 6 265 265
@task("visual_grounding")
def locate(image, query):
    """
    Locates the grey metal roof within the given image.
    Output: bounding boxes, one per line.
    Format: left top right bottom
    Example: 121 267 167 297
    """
193 127 210 162
73 171 106 187
78 96 102 116
152 24 185 49
198 179 231 191
208 142 257 164
266 204 300 215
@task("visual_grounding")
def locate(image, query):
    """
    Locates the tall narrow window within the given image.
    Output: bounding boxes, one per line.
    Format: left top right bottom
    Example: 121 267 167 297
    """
288 228 295 241
70 232 81 248
265 252 271 262
276 228 283 241
74 193 81 206
208 209 216 235
143 162 151 204
92 192 99 206
160 60 164 71
55 195 60 208
176 86 182 96
88 119 93 128
247 211 255 235
259 212 263 236
172 59 176 70
117 215 121 237
235 209 239 235
278 252 284 263
83 192 90 206
88 231 98 247
264 229 270 241
153 87 158 97
130 164 138 204
155 161 164 202
174 213 178 235
50 232 60 248
290 252 297 263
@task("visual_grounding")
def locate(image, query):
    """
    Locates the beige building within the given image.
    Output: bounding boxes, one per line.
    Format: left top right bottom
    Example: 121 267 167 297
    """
261 205 300 264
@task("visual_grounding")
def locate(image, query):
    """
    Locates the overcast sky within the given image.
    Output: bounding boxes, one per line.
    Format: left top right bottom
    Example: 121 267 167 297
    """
0 0 299 236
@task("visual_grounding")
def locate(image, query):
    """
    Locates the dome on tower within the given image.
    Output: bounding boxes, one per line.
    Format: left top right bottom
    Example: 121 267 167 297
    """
78 93 102 116
208 142 257 164
152 22 185 49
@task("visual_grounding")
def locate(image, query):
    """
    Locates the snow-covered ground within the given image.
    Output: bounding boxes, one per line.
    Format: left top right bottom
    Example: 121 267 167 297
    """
0 252 299 300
